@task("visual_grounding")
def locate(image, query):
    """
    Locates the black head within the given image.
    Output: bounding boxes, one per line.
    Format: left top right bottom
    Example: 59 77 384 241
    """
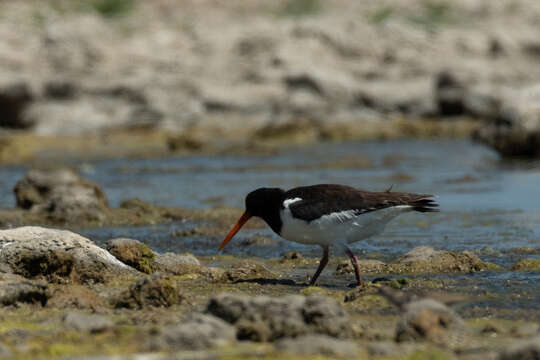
245 187 285 217
218 187 285 251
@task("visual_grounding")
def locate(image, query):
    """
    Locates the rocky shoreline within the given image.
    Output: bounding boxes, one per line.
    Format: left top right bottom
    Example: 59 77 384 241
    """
0 225 538 359
0 168 538 359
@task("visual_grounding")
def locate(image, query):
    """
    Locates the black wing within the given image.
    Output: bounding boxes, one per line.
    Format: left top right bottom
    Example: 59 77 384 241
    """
285 184 438 222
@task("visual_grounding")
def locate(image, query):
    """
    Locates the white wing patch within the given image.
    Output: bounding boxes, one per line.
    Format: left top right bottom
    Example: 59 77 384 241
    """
317 210 358 224
283 197 302 209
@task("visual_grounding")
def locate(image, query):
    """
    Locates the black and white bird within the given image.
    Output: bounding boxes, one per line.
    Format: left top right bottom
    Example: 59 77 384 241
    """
219 184 438 287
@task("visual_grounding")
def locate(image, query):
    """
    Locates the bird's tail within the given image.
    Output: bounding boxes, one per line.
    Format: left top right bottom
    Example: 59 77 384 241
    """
411 196 439 213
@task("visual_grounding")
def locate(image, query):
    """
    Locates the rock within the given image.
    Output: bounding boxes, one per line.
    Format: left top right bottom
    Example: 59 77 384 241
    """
511 258 540 271
473 84 540 158
498 336 540 360
0 226 129 283
275 335 358 357
395 298 468 348
0 274 48 306
106 238 156 274
13 168 108 223
393 246 498 273
47 285 104 310
206 292 351 341
335 259 386 275
151 313 236 350
0 81 34 129
63 311 113 333
115 273 181 309
223 260 275 282
474 125 540 158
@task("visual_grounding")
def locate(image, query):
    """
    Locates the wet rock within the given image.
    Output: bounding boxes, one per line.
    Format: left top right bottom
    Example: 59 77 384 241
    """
393 246 498 273
223 260 276 282
13 168 108 223
106 238 156 274
0 226 129 283
0 81 34 129
0 275 48 306
335 259 386 275
115 273 181 309
275 334 358 357
511 258 540 271
206 292 351 341
63 311 113 333
151 313 236 350
498 336 540 360
47 285 104 310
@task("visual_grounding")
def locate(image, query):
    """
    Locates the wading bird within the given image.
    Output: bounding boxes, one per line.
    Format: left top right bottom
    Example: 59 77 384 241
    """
219 184 438 287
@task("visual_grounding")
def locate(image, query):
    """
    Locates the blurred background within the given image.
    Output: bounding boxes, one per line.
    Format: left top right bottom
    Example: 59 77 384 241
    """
1 0 540 160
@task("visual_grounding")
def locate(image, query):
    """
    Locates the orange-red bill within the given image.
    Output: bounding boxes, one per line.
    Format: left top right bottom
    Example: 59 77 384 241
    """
218 211 252 251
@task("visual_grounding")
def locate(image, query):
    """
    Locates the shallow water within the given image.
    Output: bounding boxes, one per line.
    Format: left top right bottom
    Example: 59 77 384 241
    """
1 139 539 312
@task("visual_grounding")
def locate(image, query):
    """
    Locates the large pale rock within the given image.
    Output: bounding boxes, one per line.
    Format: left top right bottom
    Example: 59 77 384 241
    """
0 226 129 283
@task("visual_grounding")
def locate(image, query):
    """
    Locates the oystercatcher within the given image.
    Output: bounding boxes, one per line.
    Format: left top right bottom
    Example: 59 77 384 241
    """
219 184 438 287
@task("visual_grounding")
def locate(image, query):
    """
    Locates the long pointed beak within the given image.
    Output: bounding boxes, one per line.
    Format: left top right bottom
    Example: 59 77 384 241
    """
218 211 252 251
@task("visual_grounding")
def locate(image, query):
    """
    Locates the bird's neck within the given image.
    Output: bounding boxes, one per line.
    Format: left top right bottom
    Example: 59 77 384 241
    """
257 194 285 235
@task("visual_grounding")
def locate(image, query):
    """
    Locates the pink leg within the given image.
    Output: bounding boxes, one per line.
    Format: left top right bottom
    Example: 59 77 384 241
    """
309 246 329 285
345 247 363 287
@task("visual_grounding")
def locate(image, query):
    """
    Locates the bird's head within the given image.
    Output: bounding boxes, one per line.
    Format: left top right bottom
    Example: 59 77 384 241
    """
218 187 284 250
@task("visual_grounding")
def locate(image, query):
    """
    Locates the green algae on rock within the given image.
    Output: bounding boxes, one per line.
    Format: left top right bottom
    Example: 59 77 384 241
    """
106 238 156 274
114 273 182 309
511 258 540 271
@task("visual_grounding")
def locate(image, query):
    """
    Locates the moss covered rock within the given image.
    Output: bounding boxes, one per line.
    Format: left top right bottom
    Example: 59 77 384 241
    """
115 273 182 309
106 238 156 274
511 258 540 271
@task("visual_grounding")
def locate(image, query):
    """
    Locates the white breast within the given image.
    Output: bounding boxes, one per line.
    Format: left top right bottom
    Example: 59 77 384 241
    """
279 205 412 247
